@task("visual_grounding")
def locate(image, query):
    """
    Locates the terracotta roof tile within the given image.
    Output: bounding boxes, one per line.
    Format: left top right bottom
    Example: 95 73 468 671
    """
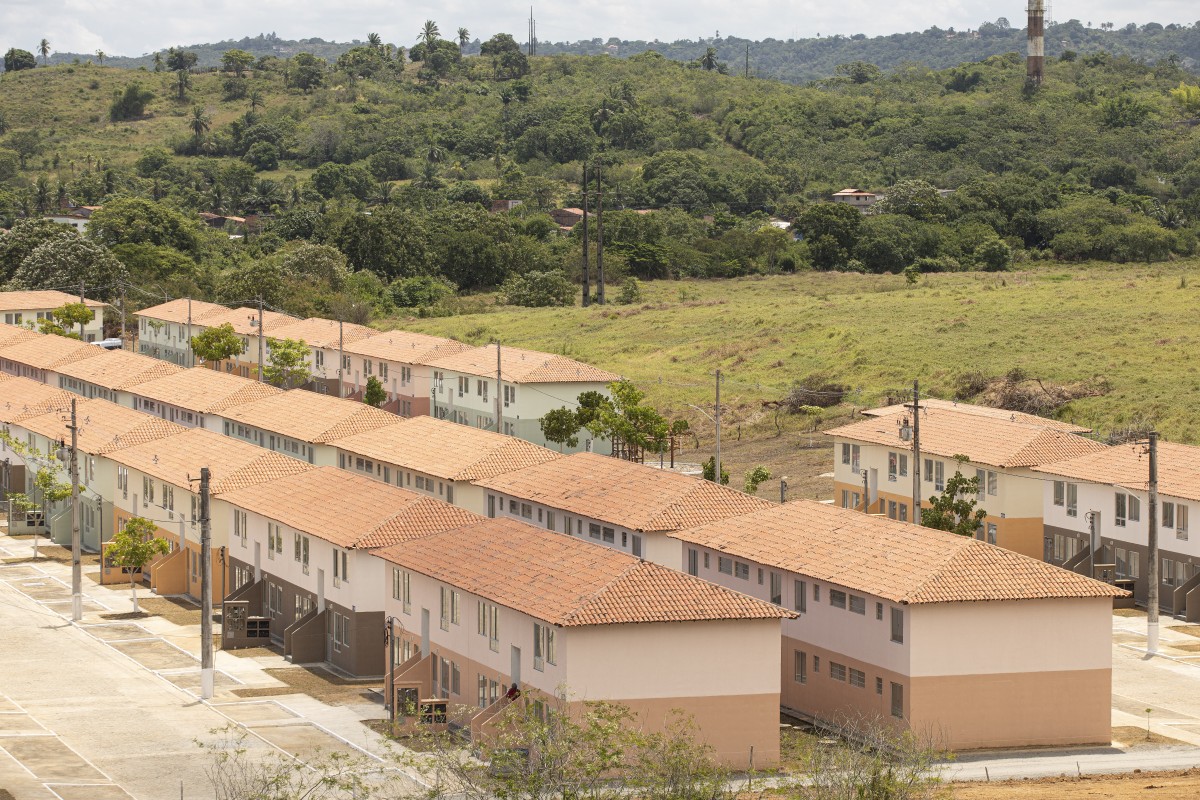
0 325 41 348
333 416 562 481
106 427 312 492
266 317 375 349
344 330 474 365
862 398 1091 433
376 518 791 626
134 298 229 325
474 452 773 532
131 367 282 413
0 377 76 422
18 398 185 455
221 390 397 444
674 500 1125 604
55 349 182 390
0 334 104 370
425 344 620 384
218 467 482 549
1033 441 1200 503
192 306 297 337
0 291 105 311
826 408 1107 469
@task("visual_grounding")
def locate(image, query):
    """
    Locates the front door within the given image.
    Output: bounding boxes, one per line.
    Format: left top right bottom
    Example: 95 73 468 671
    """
420 608 430 657
317 569 325 611
510 645 521 685
253 542 261 582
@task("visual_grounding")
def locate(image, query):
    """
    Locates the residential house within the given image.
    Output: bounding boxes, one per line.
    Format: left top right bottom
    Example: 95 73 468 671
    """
135 298 229 366
11 398 184 550
425 343 620 452
53 349 182 405
0 376 76 525
104 427 313 602
861 398 1093 432
830 188 878 213
472 452 772 565
0 333 104 384
1033 441 1200 616
219 468 481 676
186 305 296 378
264 317 375 397
128 367 282 430
219 390 397 466
550 208 584 229
0 291 106 341
378 517 790 767
341 331 473 416
825 407 1107 559
332 415 562 515
673 500 1124 750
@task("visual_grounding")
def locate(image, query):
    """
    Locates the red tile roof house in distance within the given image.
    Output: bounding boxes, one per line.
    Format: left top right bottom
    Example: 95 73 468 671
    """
52 348 182 407
134 298 229 366
0 290 106 342
127 367 282 431
185 304 297 379
376 517 791 768
0 330 105 384
264 317 376 398
218 389 398 467
825 406 1108 560
1032 441 1200 615
341 331 473 417
332 415 563 516
672 500 1125 751
103 427 314 603
471 451 772 566
424 343 621 454
217 467 481 677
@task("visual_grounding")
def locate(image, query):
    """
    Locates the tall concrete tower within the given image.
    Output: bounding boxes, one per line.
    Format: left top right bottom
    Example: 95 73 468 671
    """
1027 0 1045 84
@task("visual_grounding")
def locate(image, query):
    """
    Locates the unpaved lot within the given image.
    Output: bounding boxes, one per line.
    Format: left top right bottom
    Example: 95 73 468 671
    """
954 769 1200 799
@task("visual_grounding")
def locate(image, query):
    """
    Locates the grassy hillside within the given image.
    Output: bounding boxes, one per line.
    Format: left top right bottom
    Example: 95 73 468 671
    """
393 264 1200 496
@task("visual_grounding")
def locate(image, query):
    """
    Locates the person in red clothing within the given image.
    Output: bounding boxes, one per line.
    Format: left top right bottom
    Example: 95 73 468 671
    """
504 682 521 701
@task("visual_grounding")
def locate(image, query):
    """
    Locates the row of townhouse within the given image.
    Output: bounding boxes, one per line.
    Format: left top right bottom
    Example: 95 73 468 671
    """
0 384 788 767
134 299 620 453
0 290 106 342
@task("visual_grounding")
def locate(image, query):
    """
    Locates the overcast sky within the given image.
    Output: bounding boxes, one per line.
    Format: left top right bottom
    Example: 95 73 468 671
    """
5 1 1198 57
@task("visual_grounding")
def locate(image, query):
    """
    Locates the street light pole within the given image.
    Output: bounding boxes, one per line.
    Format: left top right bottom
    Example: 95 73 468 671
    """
68 398 82 622
1148 431 1159 656
713 369 722 485
199 466 214 699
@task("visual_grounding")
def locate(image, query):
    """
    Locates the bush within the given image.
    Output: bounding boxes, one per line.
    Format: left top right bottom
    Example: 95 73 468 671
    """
974 238 1012 271
390 275 457 308
243 141 279 171
616 277 643 305
500 270 575 307
109 83 154 121
784 373 848 410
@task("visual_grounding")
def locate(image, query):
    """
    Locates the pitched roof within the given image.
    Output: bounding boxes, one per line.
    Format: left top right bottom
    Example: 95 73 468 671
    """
18 398 184 455
674 500 1125 605
0 334 104 370
0 324 42 348
333 416 562 481
376 518 791 626
131 367 282 413
0 291 105 311
344 330 474 365
191 306 297 337
862 398 1090 433
220 390 397 444
1033 441 1200 503
55 349 182 390
105 427 313 492
218 467 482 549
825 408 1108 469
266 317 375 349
425 344 621 384
0 377 74 423
134 298 229 325
474 452 773 532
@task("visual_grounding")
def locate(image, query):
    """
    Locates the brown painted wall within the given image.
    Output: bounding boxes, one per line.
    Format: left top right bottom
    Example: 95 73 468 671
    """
780 636 905 732
909 668 1111 749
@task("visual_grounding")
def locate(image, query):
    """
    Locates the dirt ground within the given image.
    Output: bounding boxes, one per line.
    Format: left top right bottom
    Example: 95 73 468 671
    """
1 542 101 567
98 594 207 626
953 768 1200 799
232 666 381 705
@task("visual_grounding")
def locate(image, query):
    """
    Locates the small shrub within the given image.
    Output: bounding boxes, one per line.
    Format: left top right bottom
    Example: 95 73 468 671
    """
391 275 457 308
784 373 848 410
500 271 575 308
616 277 643 305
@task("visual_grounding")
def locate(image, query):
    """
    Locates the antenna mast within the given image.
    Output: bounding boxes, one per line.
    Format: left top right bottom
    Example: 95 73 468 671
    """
1027 0 1045 84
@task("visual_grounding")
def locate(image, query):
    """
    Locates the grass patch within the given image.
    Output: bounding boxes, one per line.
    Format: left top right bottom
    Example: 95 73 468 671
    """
1111 725 1189 748
1173 625 1200 638
1113 608 1147 618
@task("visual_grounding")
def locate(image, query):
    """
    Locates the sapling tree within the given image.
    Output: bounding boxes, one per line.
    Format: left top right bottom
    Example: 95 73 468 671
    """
539 406 580 450
191 322 243 363
363 375 386 407
921 455 988 536
0 430 73 559
264 337 312 389
36 302 94 338
105 516 169 612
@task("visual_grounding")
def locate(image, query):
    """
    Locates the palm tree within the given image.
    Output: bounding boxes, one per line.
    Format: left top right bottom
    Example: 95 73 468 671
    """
248 89 263 111
188 105 210 139
700 47 718 71
419 20 440 47
176 68 191 101
33 176 51 213
426 141 447 163
457 28 470 50
372 181 394 206
591 99 616 135
95 50 106 65
38 39 50 66
153 52 163 72
367 32 382 49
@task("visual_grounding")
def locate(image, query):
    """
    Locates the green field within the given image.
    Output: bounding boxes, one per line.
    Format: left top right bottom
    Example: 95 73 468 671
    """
391 264 1200 495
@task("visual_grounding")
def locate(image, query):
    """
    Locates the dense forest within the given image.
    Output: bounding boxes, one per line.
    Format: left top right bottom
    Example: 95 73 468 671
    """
1 28 1200 321
23 19 1200 83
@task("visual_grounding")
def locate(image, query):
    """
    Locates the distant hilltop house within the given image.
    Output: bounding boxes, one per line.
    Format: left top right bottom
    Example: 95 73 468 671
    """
490 199 523 214
43 205 102 233
550 207 583 229
830 188 878 213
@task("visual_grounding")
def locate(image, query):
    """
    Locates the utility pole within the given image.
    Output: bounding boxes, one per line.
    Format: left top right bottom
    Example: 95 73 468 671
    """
256 296 264 383
595 162 605 304
199 466 214 699
713 369 721 485
581 163 591 307
186 297 193 367
78 281 86 340
911 380 922 524
495 342 503 433
744 43 750 78
118 289 126 349
68 398 82 622
1148 431 1160 655
338 319 345 399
